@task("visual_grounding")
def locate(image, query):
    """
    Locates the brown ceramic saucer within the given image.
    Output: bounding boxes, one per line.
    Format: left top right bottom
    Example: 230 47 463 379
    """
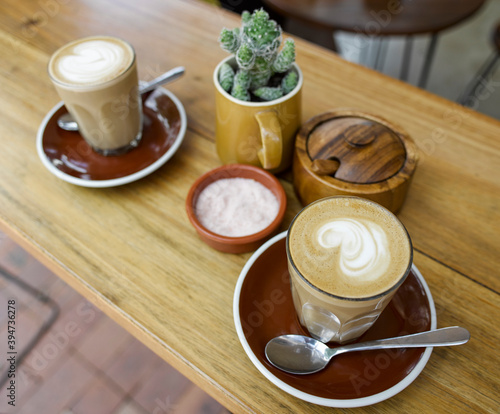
233 231 436 408
36 88 186 188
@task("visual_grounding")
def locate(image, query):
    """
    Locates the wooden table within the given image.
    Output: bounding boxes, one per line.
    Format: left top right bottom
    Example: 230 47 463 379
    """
0 0 499 412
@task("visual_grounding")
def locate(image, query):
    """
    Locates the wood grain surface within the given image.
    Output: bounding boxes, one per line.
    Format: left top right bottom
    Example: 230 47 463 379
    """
0 0 498 413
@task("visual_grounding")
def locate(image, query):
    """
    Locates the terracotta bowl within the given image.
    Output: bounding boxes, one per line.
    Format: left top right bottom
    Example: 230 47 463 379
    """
186 164 287 254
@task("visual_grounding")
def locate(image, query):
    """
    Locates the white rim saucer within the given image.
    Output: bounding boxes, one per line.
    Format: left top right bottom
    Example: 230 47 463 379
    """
233 231 437 408
36 88 187 188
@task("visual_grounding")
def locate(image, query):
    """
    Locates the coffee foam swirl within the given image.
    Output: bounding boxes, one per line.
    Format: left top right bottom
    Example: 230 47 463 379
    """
55 40 130 85
317 218 390 281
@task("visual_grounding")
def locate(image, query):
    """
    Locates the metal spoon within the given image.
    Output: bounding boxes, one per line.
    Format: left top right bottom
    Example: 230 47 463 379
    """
265 326 470 375
57 66 185 131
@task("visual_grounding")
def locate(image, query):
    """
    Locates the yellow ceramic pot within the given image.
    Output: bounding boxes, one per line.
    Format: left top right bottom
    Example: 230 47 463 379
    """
213 56 303 174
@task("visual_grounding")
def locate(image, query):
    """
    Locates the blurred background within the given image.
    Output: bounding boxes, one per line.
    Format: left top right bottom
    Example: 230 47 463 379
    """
220 0 500 120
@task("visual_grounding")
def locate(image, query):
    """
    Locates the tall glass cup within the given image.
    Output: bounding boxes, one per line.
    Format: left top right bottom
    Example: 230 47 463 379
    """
287 196 413 344
48 35 142 155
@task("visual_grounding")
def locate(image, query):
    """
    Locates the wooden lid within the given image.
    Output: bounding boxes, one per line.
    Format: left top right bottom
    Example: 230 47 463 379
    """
306 113 407 184
293 109 418 213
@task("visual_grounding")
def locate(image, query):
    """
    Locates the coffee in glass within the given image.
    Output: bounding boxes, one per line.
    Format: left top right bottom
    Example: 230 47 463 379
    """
48 35 142 155
287 196 413 344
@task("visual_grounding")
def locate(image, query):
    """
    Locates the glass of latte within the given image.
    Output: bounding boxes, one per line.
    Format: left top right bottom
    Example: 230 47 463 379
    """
287 196 413 344
48 36 142 155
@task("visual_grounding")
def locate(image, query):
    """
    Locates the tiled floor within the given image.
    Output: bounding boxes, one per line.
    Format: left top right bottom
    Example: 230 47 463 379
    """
0 231 230 414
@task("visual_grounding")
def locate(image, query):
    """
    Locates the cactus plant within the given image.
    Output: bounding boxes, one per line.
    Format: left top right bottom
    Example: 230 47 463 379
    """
218 9 299 102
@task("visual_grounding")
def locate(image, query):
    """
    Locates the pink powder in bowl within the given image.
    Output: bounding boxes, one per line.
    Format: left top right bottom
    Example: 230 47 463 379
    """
195 177 280 237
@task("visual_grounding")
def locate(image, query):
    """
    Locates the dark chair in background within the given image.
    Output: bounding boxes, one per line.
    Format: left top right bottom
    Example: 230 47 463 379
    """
260 0 486 88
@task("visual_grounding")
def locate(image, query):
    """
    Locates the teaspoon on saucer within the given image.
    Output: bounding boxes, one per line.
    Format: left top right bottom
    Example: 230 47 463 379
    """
265 326 470 375
56 66 185 132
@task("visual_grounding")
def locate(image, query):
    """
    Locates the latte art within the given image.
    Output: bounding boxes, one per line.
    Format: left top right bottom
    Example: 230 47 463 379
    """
287 196 413 343
288 197 412 298
317 218 389 281
53 39 133 85
48 36 141 153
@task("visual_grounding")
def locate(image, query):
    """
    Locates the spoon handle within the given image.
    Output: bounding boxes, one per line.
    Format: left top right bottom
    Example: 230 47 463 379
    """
331 326 470 357
139 66 185 94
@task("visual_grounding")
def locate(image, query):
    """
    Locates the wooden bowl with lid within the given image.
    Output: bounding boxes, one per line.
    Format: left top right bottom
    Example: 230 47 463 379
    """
293 109 418 213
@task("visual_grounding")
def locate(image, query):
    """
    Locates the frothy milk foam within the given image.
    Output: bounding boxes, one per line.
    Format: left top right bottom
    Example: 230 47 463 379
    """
289 197 411 298
49 38 133 86
48 36 141 154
